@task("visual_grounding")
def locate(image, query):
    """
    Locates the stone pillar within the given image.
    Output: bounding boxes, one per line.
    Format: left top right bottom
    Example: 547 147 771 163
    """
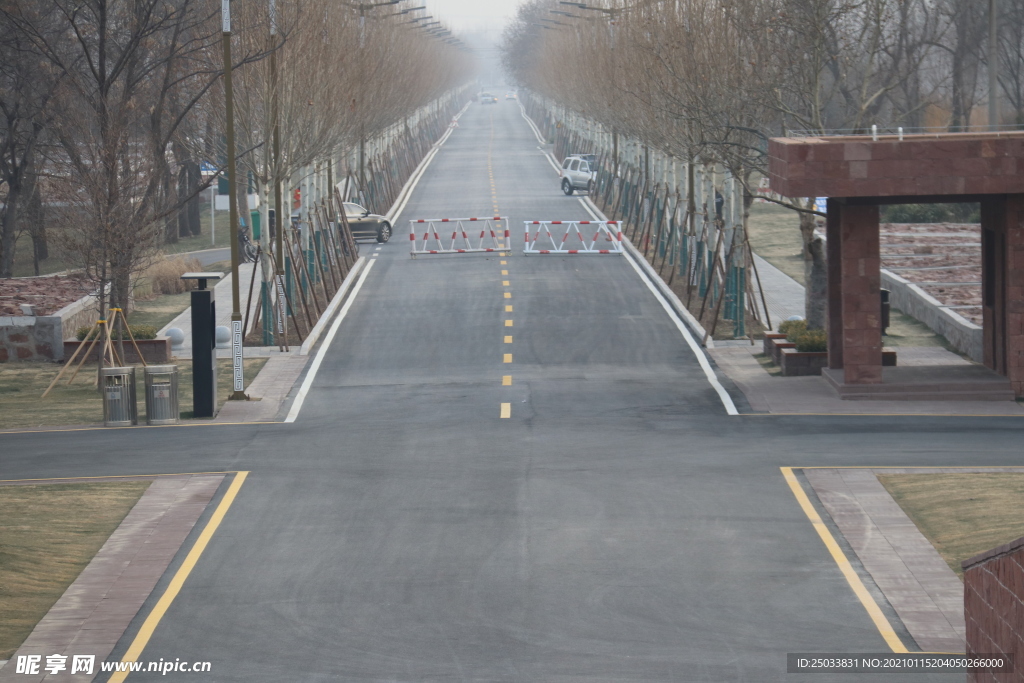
840 204 882 384
1005 195 1024 397
826 199 843 369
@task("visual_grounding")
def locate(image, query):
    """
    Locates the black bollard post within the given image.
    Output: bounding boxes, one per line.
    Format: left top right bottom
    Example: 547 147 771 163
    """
182 272 224 418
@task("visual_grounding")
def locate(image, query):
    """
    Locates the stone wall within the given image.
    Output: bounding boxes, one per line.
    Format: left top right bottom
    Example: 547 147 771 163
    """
0 316 64 362
0 291 101 362
963 536 1024 683
881 269 983 362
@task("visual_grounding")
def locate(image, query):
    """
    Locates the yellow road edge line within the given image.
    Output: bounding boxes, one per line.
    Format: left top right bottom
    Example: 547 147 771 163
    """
500 403 511 418
502 375 512 386
780 466 908 654
108 470 250 682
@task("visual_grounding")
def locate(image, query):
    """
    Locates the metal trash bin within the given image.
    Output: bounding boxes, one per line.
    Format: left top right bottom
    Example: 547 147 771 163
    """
881 288 891 335
101 366 137 427
144 365 179 425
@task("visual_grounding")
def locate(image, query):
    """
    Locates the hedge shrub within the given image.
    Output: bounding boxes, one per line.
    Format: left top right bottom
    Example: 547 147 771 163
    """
76 324 159 341
794 328 828 353
779 319 807 342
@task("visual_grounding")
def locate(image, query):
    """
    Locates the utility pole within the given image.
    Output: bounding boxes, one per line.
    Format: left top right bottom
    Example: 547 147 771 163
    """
270 0 287 350
990 0 999 130
222 0 247 400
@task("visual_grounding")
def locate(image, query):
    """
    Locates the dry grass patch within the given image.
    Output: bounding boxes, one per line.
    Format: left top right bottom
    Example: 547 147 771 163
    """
877 473 1024 579
0 357 267 429
0 482 150 659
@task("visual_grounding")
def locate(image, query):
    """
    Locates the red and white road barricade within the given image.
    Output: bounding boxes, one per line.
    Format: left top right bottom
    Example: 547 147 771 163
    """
409 217 510 256
523 220 624 255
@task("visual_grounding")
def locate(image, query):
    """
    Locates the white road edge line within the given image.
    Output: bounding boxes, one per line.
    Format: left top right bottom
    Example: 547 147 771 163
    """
387 100 471 225
298 257 366 355
622 254 738 415
290 99 470 419
575 179 738 415
285 259 377 423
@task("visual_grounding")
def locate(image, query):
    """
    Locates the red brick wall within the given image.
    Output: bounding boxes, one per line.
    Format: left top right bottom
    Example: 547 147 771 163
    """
768 133 1024 199
1006 196 1024 397
840 204 883 384
963 536 1024 683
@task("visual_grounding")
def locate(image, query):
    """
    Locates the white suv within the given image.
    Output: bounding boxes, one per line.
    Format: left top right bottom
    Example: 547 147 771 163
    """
560 155 596 195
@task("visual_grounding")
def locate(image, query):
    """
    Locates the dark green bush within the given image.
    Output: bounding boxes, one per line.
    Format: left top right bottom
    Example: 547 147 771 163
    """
779 319 807 342
76 324 158 341
881 202 980 224
794 328 828 353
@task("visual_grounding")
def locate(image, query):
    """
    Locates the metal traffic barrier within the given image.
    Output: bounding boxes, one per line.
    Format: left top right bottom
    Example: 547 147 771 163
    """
101 366 138 427
144 365 180 426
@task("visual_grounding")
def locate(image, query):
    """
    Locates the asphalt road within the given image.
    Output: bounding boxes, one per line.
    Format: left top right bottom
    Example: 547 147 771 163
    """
4 100 1024 682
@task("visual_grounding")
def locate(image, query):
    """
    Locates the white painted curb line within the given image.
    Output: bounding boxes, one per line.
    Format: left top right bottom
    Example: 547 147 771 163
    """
285 259 376 423
299 256 366 356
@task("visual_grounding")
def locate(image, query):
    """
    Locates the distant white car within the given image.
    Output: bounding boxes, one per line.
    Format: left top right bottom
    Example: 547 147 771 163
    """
505 91 516 100
480 92 498 104
559 155 596 195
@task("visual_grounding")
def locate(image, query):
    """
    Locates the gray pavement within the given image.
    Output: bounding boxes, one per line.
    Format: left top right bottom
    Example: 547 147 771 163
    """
3 98 1022 682
752 253 806 327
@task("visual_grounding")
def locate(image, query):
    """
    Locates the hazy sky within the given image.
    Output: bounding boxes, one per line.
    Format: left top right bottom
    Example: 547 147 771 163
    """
426 0 526 32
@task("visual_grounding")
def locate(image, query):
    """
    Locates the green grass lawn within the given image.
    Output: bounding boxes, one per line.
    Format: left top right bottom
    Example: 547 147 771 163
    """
878 473 1024 578
0 481 151 659
746 202 806 283
0 357 267 429
127 291 194 331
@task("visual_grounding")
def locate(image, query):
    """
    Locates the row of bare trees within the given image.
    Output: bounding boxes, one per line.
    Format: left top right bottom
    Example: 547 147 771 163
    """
503 0 1024 326
0 0 471 323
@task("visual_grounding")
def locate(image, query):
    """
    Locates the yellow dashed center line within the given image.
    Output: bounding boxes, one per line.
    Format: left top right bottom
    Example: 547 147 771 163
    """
502 375 512 386
505 305 513 312
500 260 507 265
505 320 513 327
503 353 512 363
502 280 510 286
500 403 511 418
504 336 513 343
504 292 511 299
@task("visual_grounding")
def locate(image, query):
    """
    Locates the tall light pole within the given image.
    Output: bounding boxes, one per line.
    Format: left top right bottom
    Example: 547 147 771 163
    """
222 0 247 400
559 1 619 176
270 0 286 350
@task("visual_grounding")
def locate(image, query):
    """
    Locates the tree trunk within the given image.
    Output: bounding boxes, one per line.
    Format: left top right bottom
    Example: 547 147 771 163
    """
805 237 828 330
0 179 22 277
798 198 828 329
25 172 47 274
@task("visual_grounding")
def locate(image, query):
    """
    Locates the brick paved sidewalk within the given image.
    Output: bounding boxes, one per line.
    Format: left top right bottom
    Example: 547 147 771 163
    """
213 355 308 423
0 474 224 682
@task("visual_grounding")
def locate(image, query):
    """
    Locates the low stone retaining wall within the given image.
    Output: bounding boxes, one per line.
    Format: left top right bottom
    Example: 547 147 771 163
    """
882 269 982 362
963 536 1024 682
0 316 64 361
0 290 103 362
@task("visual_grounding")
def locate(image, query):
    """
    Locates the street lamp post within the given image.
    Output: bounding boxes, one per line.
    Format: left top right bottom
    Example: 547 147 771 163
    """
270 0 287 350
559 1 619 177
222 0 247 401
